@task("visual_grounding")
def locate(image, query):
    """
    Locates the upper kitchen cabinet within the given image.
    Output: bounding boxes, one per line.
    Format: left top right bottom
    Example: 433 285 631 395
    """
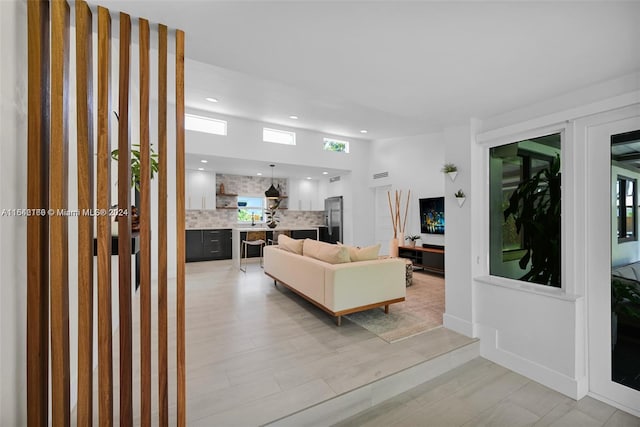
287 178 322 211
186 169 216 210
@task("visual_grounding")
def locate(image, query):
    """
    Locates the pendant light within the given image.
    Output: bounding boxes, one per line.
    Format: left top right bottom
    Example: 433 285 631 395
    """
265 164 280 199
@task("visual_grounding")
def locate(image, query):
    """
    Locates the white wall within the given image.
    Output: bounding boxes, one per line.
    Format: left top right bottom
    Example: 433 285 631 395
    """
442 123 478 337
0 0 27 424
185 112 373 245
368 132 445 248
449 74 640 402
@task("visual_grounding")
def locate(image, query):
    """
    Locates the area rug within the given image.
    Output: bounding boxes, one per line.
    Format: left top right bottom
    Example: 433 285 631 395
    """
345 271 445 343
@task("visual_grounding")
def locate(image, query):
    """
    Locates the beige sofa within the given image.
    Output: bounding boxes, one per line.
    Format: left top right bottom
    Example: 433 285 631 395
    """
263 244 406 325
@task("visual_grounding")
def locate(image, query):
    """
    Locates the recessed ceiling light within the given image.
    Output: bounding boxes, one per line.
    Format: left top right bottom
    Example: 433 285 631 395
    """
257 172 263 176
306 177 312 180
197 167 204 171
322 171 328 175
200 159 208 163
289 115 299 120
360 129 368 134
205 97 218 103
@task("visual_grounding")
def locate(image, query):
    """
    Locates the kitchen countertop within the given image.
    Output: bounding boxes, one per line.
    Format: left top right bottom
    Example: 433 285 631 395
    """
233 226 322 232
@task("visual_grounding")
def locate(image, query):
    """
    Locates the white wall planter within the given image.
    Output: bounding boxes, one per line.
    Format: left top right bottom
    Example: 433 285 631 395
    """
447 171 458 181
456 196 466 207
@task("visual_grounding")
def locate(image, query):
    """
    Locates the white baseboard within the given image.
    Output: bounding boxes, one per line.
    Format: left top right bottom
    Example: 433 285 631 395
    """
477 324 583 399
443 313 474 337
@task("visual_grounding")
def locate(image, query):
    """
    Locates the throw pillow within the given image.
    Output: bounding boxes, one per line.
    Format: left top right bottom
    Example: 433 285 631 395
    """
278 234 304 255
347 243 381 262
303 239 350 264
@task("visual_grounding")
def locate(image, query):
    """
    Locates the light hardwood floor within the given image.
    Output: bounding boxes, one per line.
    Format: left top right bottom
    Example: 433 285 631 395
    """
334 357 640 427
80 259 474 426
79 259 639 426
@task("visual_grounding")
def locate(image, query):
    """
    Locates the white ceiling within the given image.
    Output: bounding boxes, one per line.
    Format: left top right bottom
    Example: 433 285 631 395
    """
97 0 640 141
186 153 349 181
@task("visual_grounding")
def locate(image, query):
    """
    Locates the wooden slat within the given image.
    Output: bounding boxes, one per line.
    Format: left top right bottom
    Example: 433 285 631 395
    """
117 12 133 426
96 7 113 426
50 1 71 425
175 28 187 427
27 1 50 425
157 23 169 427
75 2 94 424
138 17 152 427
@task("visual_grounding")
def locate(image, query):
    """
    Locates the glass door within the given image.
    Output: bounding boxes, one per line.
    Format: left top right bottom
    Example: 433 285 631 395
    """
610 129 640 394
587 114 640 414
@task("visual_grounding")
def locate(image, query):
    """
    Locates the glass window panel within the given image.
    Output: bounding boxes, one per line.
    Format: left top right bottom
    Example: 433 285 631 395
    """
489 133 561 287
611 129 640 393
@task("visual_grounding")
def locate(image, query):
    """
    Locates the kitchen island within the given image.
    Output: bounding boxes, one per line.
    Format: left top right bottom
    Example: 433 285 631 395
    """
232 226 320 267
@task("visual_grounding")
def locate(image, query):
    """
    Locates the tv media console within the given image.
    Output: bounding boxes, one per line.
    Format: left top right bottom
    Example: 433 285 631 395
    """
398 244 445 275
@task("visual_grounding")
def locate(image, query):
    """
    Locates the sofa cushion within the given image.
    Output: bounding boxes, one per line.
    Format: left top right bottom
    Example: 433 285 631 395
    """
303 239 351 264
340 243 381 262
278 234 304 255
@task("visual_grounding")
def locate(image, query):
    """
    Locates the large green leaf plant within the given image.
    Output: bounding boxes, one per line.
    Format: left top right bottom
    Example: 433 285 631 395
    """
503 155 561 287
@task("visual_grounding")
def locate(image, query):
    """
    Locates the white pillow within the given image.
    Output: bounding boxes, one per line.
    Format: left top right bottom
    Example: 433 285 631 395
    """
302 239 350 264
278 234 303 255
346 244 381 262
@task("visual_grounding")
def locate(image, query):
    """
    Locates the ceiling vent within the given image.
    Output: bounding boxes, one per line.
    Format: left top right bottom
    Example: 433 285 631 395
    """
329 176 341 183
373 172 389 179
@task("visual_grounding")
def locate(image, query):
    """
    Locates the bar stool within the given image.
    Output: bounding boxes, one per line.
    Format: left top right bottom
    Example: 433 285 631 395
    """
240 231 266 272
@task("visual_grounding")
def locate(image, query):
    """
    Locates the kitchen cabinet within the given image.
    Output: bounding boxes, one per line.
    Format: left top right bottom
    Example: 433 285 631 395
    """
186 169 215 210
290 229 318 240
186 229 232 262
287 178 322 211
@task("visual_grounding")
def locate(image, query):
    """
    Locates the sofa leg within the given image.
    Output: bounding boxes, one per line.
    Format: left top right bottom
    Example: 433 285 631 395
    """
384 305 389 314
336 316 341 326
273 279 277 286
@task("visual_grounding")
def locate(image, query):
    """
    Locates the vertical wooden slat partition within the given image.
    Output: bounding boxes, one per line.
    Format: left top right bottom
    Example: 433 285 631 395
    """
75 2 94 424
96 6 114 426
27 1 50 425
157 23 169 427
117 12 133 426
50 1 71 425
138 17 152 427
176 29 187 427
27 3 186 425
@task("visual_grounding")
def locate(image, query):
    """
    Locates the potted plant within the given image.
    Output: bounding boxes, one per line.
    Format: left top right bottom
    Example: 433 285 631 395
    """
111 112 160 232
611 275 640 350
442 163 458 181
111 112 160 190
503 155 561 287
454 189 466 207
265 199 281 229
405 235 420 248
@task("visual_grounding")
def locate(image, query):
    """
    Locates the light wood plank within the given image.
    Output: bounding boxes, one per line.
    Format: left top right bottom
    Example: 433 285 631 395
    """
157 23 169 427
75 2 94 424
96 7 113 426
138 17 152 427
50 1 71 425
27 1 50 425
117 12 133 426
175 28 187 427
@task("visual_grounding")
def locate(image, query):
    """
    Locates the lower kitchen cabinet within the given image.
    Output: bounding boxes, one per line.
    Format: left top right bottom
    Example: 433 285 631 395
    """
186 229 232 262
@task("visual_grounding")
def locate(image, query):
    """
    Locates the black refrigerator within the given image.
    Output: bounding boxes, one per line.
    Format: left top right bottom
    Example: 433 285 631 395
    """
321 196 343 244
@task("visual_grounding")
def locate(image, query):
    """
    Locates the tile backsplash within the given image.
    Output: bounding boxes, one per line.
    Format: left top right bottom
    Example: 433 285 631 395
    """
186 209 325 229
187 173 324 229
216 173 288 197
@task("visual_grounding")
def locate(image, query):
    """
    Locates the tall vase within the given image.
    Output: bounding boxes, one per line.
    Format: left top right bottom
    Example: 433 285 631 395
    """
389 238 399 257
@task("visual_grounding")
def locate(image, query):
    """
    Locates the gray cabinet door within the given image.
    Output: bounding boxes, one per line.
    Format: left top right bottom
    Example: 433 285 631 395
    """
186 230 203 262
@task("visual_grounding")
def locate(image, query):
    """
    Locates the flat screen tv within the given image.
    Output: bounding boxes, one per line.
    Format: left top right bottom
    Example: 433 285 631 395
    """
419 197 445 234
